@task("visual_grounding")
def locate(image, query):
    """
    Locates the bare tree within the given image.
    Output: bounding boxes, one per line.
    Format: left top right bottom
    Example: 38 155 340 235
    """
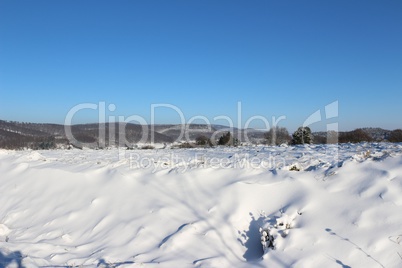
264 127 291 145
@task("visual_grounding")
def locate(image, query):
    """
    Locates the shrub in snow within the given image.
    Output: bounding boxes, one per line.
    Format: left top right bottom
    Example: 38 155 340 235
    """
292 127 313 145
175 142 194 148
195 135 213 146
217 132 239 146
289 164 301 171
141 145 155 150
260 228 275 250
259 211 301 253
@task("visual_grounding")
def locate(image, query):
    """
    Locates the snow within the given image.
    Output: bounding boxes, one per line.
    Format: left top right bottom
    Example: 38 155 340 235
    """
1 143 402 267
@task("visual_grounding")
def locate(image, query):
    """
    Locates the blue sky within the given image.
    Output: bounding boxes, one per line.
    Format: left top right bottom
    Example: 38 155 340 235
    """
0 0 401 131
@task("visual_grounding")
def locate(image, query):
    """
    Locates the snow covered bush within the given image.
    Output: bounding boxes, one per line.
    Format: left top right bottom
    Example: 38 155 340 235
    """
289 164 301 171
260 211 301 253
292 127 313 145
260 228 275 251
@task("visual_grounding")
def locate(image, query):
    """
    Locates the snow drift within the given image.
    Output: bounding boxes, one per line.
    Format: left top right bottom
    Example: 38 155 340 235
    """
1 143 402 267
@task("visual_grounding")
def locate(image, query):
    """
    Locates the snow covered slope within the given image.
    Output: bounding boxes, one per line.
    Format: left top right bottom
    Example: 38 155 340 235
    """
1 143 402 267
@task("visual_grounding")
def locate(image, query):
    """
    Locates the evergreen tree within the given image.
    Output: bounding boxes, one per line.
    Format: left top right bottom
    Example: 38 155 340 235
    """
292 127 313 145
218 132 239 146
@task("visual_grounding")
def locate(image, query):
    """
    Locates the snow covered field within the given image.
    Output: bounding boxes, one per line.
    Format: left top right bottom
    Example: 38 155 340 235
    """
1 143 402 267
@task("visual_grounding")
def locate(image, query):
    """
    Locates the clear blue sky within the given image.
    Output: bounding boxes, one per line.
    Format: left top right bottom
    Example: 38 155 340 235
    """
0 0 401 131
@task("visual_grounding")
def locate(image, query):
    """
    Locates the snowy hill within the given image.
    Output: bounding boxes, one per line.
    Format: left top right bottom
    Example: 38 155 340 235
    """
1 143 402 267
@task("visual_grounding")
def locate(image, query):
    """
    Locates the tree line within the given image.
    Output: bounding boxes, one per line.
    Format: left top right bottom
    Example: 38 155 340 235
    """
182 127 402 148
2 119 402 149
263 127 402 145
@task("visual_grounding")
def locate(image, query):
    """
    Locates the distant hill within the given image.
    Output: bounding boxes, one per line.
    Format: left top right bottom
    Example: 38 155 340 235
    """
1 119 398 149
0 120 265 149
152 124 265 143
0 120 172 149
